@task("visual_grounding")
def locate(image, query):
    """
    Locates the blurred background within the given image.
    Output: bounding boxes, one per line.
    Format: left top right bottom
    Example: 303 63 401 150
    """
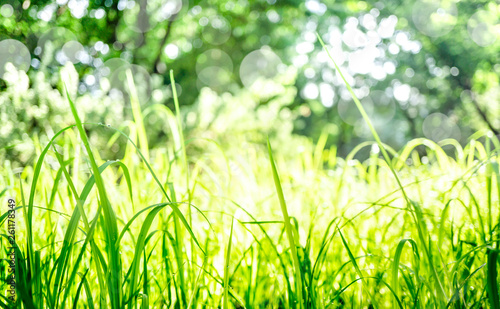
1 0 499 165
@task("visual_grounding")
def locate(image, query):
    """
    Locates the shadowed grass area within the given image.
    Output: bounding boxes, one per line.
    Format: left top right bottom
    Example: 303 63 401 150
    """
1 68 499 308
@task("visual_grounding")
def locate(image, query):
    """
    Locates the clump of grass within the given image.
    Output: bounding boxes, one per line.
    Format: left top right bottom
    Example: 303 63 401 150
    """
0 64 499 309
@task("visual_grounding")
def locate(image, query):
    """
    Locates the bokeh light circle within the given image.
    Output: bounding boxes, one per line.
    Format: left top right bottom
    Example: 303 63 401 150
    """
338 97 374 125
98 58 129 93
116 26 145 49
123 0 184 33
239 48 283 89
369 90 396 122
197 65 232 88
123 4 153 33
467 10 500 47
196 49 233 87
35 27 79 65
202 15 231 45
0 39 31 77
109 63 152 106
62 40 85 64
158 0 184 21
101 58 130 77
38 27 77 56
412 0 457 37
422 113 461 141
196 49 233 73
1 4 14 18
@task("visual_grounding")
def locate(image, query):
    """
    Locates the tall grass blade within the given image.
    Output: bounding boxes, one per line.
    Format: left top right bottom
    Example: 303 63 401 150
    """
317 33 448 303
126 204 184 308
72 270 88 309
169 70 195 291
486 249 500 309
392 239 419 309
126 69 149 159
167 182 187 306
98 123 206 255
267 139 304 309
64 86 122 308
223 219 234 309
140 293 149 309
338 229 378 308
78 271 95 309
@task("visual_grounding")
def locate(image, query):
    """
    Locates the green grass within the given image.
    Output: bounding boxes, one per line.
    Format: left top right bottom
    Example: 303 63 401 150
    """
1 67 500 308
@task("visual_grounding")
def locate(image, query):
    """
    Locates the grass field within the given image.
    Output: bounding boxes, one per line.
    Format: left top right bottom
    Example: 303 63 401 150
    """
1 61 500 308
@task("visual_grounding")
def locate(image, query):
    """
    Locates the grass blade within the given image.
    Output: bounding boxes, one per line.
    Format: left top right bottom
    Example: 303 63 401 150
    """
317 33 448 303
65 85 121 308
267 139 304 309
223 219 234 309
486 249 500 309
392 239 419 309
97 123 206 256
338 229 378 308
126 69 149 159
72 270 89 309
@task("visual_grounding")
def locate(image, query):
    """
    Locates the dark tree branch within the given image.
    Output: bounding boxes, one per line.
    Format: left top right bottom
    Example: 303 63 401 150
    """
434 42 499 135
106 1 122 46
132 0 149 61
461 76 499 135
152 16 176 74
471 97 499 135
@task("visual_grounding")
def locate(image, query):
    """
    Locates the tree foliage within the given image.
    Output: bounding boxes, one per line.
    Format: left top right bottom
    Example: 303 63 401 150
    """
0 0 499 160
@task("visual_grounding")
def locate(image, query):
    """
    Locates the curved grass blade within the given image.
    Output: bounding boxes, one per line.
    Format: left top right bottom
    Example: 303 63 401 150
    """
392 239 419 309
446 263 486 308
77 271 95 309
338 228 378 308
52 155 130 307
65 86 121 308
317 33 448 303
94 123 206 255
25 124 76 292
127 204 175 309
229 199 295 306
72 269 89 309
59 202 103 309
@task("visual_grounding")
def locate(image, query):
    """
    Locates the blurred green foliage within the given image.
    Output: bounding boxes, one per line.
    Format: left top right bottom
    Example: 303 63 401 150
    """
0 0 499 163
